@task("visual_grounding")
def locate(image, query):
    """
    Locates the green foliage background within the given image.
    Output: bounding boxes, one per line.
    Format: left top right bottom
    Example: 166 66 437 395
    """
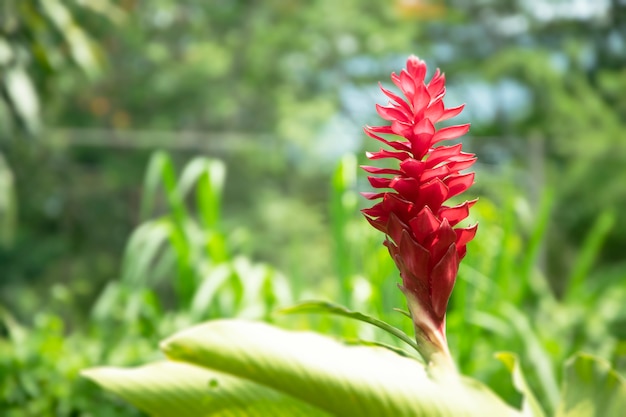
1 0 626 415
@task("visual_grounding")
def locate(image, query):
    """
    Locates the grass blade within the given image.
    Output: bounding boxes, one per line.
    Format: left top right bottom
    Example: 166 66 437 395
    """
279 300 420 356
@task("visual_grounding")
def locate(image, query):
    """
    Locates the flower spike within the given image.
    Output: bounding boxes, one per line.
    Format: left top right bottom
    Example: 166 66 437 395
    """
362 55 477 368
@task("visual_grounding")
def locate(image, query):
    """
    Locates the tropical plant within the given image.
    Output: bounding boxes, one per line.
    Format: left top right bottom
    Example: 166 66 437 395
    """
83 56 626 416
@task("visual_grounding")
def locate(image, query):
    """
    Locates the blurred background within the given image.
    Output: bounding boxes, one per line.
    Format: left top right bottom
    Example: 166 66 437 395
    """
1 0 626 415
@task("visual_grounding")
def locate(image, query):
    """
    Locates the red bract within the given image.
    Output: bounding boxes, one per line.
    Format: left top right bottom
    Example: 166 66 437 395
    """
362 55 477 364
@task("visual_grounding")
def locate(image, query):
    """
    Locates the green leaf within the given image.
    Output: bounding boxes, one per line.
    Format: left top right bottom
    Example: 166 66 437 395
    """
496 352 546 417
190 263 233 319
40 0 102 78
501 303 560 411
342 338 414 358
0 152 17 247
330 154 358 304
279 300 421 356
83 360 328 416
3 66 40 134
121 220 171 287
565 210 615 302
556 353 626 417
140 151 185 223
159 319 521 417
177 157 225 231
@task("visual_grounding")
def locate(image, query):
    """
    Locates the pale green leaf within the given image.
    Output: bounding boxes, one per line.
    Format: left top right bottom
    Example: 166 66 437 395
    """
83 360 328 417
0 38 13 65
40 0 101 77
160 319 521 417
3 66 40 134
191 264 231 310
496 352 546 417
556 353 626 417
121 220 171 286
0 152 17 247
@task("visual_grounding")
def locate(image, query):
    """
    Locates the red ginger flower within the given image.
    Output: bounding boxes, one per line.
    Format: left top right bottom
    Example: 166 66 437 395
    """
362 55 477 365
